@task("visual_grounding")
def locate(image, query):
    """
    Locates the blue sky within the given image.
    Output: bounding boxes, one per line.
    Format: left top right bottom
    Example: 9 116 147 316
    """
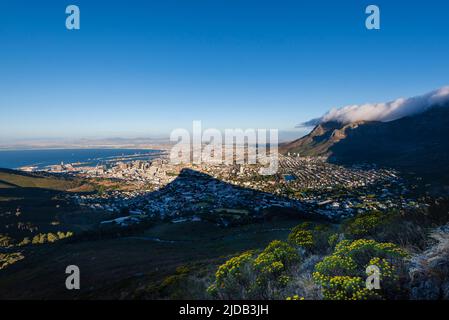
1 0 449 140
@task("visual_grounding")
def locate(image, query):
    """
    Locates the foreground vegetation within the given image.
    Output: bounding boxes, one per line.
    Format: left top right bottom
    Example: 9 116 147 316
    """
203 200 449 300
1 168 448 300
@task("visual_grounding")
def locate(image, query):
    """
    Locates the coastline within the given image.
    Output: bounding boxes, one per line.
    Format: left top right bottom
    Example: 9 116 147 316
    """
0 148 169 171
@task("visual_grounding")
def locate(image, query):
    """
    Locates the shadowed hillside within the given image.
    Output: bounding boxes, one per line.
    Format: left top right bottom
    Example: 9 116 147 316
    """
0 168 82 191
0 168 319 299
281 106 449 185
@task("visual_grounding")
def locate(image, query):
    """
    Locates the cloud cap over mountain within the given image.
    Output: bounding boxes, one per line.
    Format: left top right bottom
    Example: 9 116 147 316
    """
298 86 449 127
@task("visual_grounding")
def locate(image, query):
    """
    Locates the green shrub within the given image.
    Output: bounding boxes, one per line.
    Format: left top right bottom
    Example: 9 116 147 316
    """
47 233 58 243
288 228 314 249
344 209 430 248
210 241 301 299
313 239 409 300
288 222 334 253
18 237 31 246
209 251 255 299
175 265 191 275
0 234 14 248
32 233 47 244
30 231 74 245
343 211 388 238
254 240 300 276
215 251 254 289
0 252 24 270
328 233 342 248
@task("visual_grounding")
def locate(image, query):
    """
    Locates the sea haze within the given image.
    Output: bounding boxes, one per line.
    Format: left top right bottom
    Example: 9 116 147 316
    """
0 149 160 170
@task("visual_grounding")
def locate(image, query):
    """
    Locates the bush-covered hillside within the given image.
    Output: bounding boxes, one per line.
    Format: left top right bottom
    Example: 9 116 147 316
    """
202 199 449 300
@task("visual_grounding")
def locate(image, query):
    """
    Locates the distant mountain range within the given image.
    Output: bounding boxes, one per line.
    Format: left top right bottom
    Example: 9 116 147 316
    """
0 137 172 151
280 105 449 184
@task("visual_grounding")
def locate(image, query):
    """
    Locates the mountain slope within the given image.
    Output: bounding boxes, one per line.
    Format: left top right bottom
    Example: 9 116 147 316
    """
281 106 449 182
0 168 81 190
279 121 367 156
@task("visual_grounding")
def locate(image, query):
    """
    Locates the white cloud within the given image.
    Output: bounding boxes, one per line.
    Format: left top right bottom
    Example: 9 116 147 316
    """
298 86 449 127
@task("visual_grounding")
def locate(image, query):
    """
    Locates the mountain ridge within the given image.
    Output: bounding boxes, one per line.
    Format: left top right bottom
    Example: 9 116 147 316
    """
280 105 449 184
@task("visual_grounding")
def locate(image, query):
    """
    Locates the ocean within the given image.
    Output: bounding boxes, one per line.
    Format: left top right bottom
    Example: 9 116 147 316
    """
0 149 161 170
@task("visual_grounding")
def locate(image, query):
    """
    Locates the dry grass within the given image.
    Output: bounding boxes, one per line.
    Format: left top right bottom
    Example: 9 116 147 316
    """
409 224 449 299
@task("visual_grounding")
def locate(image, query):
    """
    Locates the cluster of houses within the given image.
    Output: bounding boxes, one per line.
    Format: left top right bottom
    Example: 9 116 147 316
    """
67 155 423 227
278 156 400 189
74 168 306 227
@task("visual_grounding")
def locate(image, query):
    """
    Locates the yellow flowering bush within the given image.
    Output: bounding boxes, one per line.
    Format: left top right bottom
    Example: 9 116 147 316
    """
0 252 24 270
288 222 334 253
313 239 408 300
328 233 341 248
209 241 300 299
312 273 380 300
343 211 389 238
0 234 15 248
30 231 74 245
288 228 314 249
207 251 255 299
254 240 300 276
215 251 254 288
